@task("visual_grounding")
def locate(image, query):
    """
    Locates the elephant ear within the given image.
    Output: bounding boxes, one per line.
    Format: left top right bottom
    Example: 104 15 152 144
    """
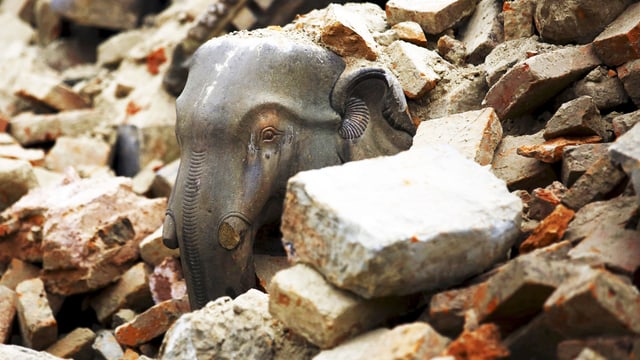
330 67 416 140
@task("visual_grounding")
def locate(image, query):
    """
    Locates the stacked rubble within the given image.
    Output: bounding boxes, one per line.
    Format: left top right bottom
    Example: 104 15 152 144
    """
0 0 639 359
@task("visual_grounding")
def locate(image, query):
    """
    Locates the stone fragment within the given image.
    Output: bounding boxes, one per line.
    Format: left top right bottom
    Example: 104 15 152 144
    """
592 2 640 67
0 12 34 44
459 0 503 64
502 0 535 41
534 0 630 44
0 158 38 211
412 108 503 166
544 269 640 337
618 59 640 106
50 0 145 30
140 226 180 267
9 109 109 146
97 30 147 67
519 204 575 254
386 0 478 35
34 0 62 46
491 132 556 191
44 136 112 173
45 327 96 360
565 196 637 244
609 122 640 181
149 257 186 304
391 21 427 47
0 344 66 360
483 45 601 120
557 337 640 360
561 144 609 187
571 67 629 110
254 254 290 291
115 297 190 347
611 110 640 137
131 159 163 196
384 40 441 98
15 278 57 350
319 4 378 61
0 143 45 167
425 283 484 338
149 159 179 198
282 145 521 298
517 135 602 164
561 153 627 210
312 328 390 360
0 209 45 264
527 182 567 221
0 258 40 290
160 289 318 360
92 330 124 360
90 262 153 325
0 285 17 344
436 35 466 66
569 225 640 276
111 309 136 329
269 264 417 349
443 324 510 359
14 73 90 111
544 96 607 140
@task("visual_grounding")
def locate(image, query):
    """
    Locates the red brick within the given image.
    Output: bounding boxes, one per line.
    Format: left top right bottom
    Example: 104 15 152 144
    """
517 135 602 163
519 204 575 254
592 2 640 66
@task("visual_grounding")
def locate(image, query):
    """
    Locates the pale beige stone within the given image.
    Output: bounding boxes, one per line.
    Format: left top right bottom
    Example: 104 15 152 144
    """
15 278 57 350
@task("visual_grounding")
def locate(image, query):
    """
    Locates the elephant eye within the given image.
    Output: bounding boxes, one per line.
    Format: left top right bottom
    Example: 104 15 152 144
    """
260 126 282 143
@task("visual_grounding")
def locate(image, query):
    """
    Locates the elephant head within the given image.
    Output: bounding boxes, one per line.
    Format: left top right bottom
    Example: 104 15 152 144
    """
162 30 415 310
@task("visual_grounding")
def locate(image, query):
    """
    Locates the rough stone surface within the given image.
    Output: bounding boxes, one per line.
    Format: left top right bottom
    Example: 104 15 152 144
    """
526 182 567 221
319 3 379 61
391 21 427 47
44 136 112 172
139 226 180 267
254 254 290 291
503 0 535 41
0 158 38 211
159 289 318 360
503 312 564 359
436 34 467 66
0 258 40 291
534 0 630 44
484 44 601 119
425 283 484 338
609 122 640 184
611 110 640 137
459 0 503 64
561 144 610 187
45 327 96 360
0 344 66 360
618 59 640 107
386 0 478 35
592 2 640 67
384 40 440 98
519 204 575 254
97 29 147 66
15 278 57 350
443 324 510 359
92 330 124 360
517 135 603 164
50 0 145 30
568 223 640 275
570 67 629 110
561 153 627 210
282 145 521 298
544 96 607 140
0 142 46 167
9 109 109 146
491 132 556 191
564 196 638 244
412 107 503 166
268 263 416 349
0 285 17 343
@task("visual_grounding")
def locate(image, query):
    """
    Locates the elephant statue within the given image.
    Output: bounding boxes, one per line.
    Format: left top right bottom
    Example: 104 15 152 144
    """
162 29 416 310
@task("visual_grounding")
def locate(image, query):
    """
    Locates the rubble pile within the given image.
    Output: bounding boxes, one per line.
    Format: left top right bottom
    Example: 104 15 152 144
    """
0 0 639 359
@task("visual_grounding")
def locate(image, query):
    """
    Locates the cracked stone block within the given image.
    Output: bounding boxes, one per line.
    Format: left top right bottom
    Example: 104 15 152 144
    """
0 158 37 211
534 0 630 44
0 285 16 344
44 136 112 173
503 0 535 41
92 330 124 360
0 258 40 291
412 107 502 166
611 109 640 137
45 327 96 360
557 337 640 360
544 96 607 140
282 145 521 298
149 159 179 198
386 0 478 35
459 0 503 64
148 257 186 304
13 73 90 111
519 204 575 254
384 40 441 98
618 59 640 107
569 223 640 276
9 109 108 146
319 4 379 61
491 132 556 191
16 278 57 350
50 0 145 30
268 263 417 349
115 296 190 347
561 144 610 187
592 2 640 66
90 262 153 325
517 135 603 164
483 45 601 120
544 269 640 338
564 196 638 245
443 324 510 359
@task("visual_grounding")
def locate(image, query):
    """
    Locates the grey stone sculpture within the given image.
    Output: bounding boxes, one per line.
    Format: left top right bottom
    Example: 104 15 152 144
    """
162 29 416 309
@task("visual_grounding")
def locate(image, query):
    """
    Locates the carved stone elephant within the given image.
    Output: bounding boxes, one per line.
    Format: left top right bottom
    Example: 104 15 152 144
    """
162 30 416 309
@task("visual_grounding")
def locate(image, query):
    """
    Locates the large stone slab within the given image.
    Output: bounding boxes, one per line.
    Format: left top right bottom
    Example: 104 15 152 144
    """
281 145 521 298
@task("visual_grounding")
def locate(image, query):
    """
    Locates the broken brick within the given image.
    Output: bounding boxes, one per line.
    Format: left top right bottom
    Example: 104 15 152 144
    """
320 4 379 61
14 73 90 111
0 258 40 291
519 204 575 254
517 135 602 163
443 323 510 359
562 153 628 210
543 96 607 140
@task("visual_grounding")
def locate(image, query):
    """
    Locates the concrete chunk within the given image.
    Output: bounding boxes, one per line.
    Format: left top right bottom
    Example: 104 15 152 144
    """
0 344 66 360
544 96 607 140
572 67 629 110
50 0 145 30
268 264 416 349
459 0 503 64
384 40 440 98
92 330 124 360
609 122 640 181
386 0 478 35
611 110 640 137
44 136 112 173
592 2 640 66
14 73 90 111
16 278 57 350
557 337 640 360
412 108 503 166
319 4 379 61
282 145 521 298
139 226 180 267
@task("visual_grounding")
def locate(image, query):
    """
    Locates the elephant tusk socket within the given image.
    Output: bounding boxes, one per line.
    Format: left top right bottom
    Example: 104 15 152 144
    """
218 215 249 250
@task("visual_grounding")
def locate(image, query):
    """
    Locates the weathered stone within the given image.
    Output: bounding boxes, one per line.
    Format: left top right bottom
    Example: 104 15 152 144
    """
140 226 180 267
44 136 112 173
254 254 290 292
561 144 610 187
564 196 638 244
491 132 557 191
269 264 417 349
412 107 503 166
0 209 45 264
570 67 629 110
312 328 390 360
561 153 627 210
436 34 467 66
0 258 41 290
384 40 441 98
45 327 96 360
519 205 575 254
92 330 124 360
282 145 521 298
115 297 190 347
391 21 427 47
16 278 57 350
319 3 379 61
0 158 37 211
609 122 640 182
534 0 630 44
484 44 601 119
159 289 318 360
611 110 640 137
544 96 607 140
459 0 503 64
13 73 90 111
425 283 484 338
544 269 640 337
592 2 640 67
34 0 62 46
386 0 478 35
557 337 640 360
0 344 66 360
443 323 510 359
517 135 603 163
149 257 186 304
90 262 153 325
569 225 640 276
503 0 535 41
618 59 640 106
0 285 17 344
50 0 145 30
9 109 109 146
527 182 566 221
